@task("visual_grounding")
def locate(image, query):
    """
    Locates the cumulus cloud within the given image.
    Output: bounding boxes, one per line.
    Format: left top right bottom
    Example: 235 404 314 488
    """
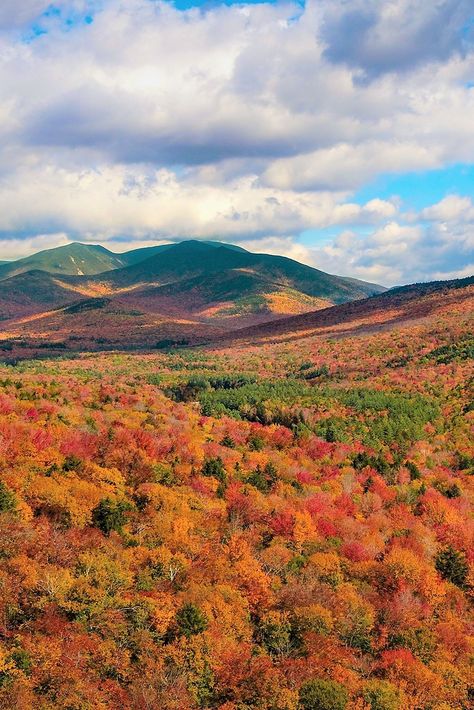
321 0 474 78
261 142 440 191
0 0 471 284
4 0 474 174
0 162 397 241
303 212 474 286
420 194 474 223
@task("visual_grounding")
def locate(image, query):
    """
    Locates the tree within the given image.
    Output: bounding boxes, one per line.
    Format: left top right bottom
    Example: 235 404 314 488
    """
91 498 130 536
220 435 236 448
363 680 401 710
258 611 292 656
247 462 277 493
176 603 208 638
299 679 348 710
201 457 227 484
0 481 16 513
435 547 468 589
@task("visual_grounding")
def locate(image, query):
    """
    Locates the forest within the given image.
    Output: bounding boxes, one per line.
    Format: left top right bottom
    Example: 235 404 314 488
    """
0 297 472 710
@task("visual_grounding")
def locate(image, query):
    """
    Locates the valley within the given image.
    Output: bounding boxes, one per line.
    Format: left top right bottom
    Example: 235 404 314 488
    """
0 251 471 709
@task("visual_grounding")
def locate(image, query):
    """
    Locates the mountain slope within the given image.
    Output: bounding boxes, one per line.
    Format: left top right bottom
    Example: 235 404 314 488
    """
118 244 173 266
0 243 127 280
0 271 86 320
217 275 474 344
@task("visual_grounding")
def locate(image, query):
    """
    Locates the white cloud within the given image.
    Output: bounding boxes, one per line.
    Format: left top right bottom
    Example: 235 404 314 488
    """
0 0 471 284
420 195 474 222
0 163 397 243
302 215 473 286
0 233 71 260
262 142 440 191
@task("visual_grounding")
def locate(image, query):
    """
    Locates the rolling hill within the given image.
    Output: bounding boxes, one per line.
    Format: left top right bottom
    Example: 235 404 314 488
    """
0 251 470 358
81 240 386 327
0 271 85 321
93 240 383 303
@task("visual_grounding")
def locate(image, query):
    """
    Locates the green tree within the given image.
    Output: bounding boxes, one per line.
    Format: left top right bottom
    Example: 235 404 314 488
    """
91 498 130 536
201 457 227 484
0 481 16 513
363 680 401 710
176 603 208 638
220 435 236 448
247 462 277 493
435 546 468 589
299 679 348 710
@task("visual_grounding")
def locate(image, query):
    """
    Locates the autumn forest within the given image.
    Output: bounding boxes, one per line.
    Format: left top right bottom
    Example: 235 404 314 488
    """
0 275 472 710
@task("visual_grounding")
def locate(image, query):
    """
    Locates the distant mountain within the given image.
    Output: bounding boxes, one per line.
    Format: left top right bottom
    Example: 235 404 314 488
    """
0 239 266 280
381 275 474 297
117 244 172 266
0 243 126 280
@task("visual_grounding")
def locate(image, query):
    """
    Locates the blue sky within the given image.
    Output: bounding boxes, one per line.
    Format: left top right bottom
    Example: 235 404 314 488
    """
354 164 474 212
0 0 473 285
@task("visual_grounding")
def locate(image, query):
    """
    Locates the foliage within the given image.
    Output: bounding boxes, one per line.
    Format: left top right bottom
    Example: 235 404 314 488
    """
176 603 208 637
0 481 16 513
0 298 471 709
91 498 131 535
425 335 474 364
362 680 401 710
299 679 348 710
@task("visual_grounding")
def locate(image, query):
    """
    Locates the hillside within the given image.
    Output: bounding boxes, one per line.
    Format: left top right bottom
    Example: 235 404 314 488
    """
82 240 385 326
219 275 474 345
94 241 383 303
0 271 86 320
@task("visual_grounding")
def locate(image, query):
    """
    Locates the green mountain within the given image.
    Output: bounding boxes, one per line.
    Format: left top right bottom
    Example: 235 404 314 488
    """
118 240 248 267
0 240 251 279
118 244 172 266
97 240 385 304
0 243 126 280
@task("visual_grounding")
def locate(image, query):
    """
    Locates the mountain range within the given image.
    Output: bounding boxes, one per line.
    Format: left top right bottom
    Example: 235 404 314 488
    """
0 238 470 357
0 239 384 333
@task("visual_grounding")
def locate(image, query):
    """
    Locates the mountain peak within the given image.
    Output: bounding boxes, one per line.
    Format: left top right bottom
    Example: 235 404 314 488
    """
0 241 125 280
168 240 215 252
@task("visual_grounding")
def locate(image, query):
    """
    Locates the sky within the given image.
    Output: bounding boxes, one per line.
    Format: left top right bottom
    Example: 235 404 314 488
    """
0 0 473 285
